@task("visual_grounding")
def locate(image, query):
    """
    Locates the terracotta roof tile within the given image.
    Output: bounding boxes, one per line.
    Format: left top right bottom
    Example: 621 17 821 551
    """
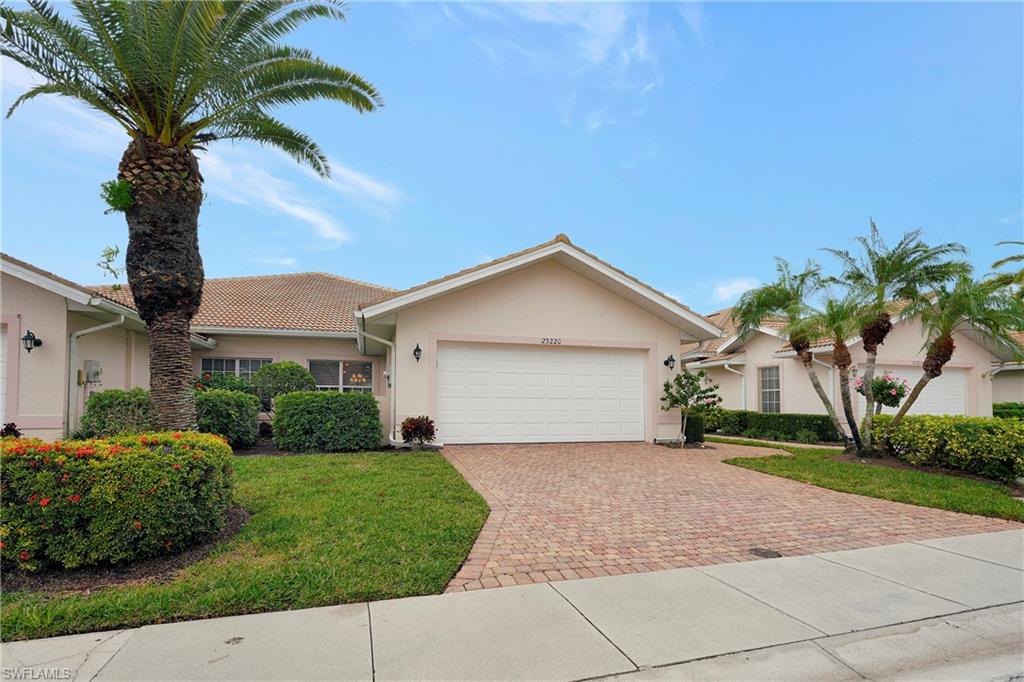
94 272 394 334
680 307 785 356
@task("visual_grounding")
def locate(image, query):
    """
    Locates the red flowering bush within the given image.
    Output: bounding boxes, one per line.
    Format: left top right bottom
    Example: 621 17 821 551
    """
1 432 233 572
400 416 436 447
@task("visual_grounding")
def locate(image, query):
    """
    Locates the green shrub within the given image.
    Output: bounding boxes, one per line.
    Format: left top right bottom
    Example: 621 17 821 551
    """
251 361 316 408
195 372 254 394
994 402 1024 420
684 413 705 443
77 389 155 437
716 409 842 442
876 414 1024 483
1 432 233 572
702 409 722 433
795 429 819 444
273 391 382 452
196 389 260 448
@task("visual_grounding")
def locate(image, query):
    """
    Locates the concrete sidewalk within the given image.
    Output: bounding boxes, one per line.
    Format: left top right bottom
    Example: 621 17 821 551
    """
4 529 1022 681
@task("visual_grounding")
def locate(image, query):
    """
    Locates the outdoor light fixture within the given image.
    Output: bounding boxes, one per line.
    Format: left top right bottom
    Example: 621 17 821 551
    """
663 354 675 370
413 343 422 362
21 330 42 353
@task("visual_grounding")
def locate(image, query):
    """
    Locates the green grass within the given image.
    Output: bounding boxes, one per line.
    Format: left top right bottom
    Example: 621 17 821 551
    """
711 436 1024 522
2 452 489 641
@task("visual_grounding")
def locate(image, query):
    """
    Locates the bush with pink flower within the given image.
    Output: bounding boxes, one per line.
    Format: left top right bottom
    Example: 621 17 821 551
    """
854 372 910 411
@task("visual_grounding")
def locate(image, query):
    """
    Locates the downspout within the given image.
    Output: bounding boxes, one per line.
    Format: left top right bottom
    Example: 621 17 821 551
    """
722 363 746 410
66 313 125 436
356 314 402 447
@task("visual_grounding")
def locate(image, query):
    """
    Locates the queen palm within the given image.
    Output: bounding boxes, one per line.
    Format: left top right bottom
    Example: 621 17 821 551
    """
2 0 381 428
823 221 968 451
887 275 1024 431
732 259 850 446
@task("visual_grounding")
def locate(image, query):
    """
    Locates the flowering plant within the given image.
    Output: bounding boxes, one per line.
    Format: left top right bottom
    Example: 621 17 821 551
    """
855 372 910 410
1 432 233 572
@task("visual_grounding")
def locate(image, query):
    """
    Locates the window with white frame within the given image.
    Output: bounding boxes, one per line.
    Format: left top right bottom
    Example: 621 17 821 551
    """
201 357 271 380
309 360 373 393
759 366 781 413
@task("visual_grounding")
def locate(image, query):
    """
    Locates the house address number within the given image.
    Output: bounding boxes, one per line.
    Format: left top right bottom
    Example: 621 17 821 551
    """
540 337 562 345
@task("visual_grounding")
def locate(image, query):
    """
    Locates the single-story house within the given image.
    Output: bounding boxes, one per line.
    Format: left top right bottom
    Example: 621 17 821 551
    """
1 235 722 443
682 307 1024 422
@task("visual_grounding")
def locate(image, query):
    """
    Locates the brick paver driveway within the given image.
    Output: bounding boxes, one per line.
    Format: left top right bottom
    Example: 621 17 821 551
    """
444 441 1018 592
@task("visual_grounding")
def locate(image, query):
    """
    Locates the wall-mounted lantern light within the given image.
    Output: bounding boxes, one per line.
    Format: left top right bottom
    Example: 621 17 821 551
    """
21 329 42 353
413 343 422 363
663 354 675 370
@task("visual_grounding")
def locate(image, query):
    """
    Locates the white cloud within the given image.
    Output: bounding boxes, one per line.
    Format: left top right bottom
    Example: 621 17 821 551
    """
250 255 298 267
1 57 403 248
678 3 708 48
999 210 1023 224
712 277 760 303
584 106 615 134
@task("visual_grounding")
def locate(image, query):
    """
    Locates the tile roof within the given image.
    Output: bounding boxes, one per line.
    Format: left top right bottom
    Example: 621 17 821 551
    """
362 234 719 332
680 307 786 356
687 351 745 367
94 272 394 334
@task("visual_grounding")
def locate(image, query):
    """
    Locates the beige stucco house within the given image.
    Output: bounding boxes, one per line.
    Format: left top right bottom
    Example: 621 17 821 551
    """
683 307 1024 424
1 235 721 443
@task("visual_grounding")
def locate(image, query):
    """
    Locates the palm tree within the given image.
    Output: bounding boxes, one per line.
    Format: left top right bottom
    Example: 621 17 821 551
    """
887 275 1024 431
992 240 1024 298
732 259 850 446
796 294 865 450
823 221 968 451
2 1 381 429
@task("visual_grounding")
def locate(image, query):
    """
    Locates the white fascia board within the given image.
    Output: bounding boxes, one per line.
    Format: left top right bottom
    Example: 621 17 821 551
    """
361 242 722 339
685 355 746 370
2 259 94 305
719 326 783 353
192 326 357 339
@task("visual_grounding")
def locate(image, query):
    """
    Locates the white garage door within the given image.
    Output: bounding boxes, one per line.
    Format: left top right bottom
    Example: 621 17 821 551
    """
437 344 645 444
862 366 967 416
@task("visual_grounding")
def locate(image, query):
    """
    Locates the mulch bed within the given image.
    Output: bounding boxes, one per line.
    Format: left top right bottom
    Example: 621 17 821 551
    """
2 506 250 595
832 451 1024 495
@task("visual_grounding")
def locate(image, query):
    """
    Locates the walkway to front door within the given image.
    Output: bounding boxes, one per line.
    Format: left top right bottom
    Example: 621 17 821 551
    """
443 441 1016 591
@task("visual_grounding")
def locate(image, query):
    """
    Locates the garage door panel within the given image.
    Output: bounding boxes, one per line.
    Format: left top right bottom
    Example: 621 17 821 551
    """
859 366 966 416
437 344 645 444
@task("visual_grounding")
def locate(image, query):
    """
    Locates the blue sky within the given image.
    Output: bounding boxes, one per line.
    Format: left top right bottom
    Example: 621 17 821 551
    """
2 1 1022 313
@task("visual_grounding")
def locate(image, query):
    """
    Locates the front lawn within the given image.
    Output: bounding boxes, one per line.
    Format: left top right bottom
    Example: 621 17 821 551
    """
2 452 488 641
713 436 1024 522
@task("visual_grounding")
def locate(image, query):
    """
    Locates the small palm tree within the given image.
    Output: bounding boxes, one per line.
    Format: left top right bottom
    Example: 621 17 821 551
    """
733 259 850 445
2 1 381 429
823 221 968 451
887 275 1024 430
795 294 865 450
992 240 1024 298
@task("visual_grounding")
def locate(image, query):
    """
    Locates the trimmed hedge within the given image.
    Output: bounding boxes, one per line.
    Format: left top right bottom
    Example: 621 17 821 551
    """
0 432 234 572
876 414 1024 483
196 389 260 448
273 391 382 452
251 361 316 407
718 409 843 442
683 413 705 443
77 388 155 437
994 402 1024 420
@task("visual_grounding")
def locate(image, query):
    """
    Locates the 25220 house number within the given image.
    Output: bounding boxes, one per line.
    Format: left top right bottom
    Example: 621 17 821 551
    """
540 337 562 345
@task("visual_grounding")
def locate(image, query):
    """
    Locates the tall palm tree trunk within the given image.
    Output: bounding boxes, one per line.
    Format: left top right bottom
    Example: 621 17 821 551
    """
833 340 862 450
858 313 893 452
120 137 205 430
797 349 848 445
886 335 954 434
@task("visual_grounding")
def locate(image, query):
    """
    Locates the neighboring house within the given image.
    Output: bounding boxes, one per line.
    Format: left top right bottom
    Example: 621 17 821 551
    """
683 307 1024 422
1 235 721 443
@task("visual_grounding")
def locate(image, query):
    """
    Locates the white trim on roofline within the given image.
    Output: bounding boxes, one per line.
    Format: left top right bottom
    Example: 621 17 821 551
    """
193 326 357 339
360 241 722 340
718 325 783 353
2 258 95 305
685 354 746 370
